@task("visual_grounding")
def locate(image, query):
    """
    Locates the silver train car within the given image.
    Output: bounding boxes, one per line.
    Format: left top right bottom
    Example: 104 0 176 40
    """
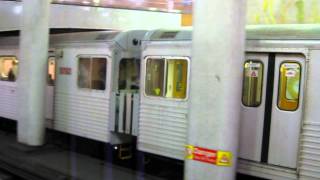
0 26 320 180
239 25 318 180
0 30 147 145
137 27 320 180
138 30 192 160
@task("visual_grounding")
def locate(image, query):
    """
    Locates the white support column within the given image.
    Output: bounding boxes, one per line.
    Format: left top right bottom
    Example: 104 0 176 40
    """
17 0 51 146
185 0 246 180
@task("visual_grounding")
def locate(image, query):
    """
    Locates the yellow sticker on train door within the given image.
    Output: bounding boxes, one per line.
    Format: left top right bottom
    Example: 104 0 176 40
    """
216 151 232 166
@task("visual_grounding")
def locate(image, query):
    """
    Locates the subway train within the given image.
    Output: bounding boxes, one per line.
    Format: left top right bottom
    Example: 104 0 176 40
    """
139 26 320 180
0 25 319 180
0 30 147 147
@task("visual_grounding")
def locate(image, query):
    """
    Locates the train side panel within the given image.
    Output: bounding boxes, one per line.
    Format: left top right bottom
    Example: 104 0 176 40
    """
138 41 191 160
299 49 320 180
0 82 18 120
0 47 55 126
0 48 19 121
53 44 112 143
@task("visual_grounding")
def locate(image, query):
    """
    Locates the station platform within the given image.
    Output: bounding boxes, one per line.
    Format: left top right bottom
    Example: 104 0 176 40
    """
0 129 165 180
0 120 265 180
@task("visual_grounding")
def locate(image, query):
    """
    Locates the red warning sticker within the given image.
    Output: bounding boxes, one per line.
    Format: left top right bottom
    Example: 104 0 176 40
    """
186 145 232 166
193 146 217 164
60 67 72 75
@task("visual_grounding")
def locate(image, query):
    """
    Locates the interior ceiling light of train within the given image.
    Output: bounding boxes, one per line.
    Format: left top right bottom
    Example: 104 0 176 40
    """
51 0 193 13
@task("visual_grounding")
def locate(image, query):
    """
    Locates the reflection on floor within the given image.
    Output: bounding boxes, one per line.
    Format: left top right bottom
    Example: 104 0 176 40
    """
0 119 266 180
0 123 164 180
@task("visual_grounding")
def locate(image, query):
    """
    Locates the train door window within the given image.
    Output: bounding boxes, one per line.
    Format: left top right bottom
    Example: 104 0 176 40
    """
278 62 301 111
242 60 264 107
91 58 106 90
48 57 55 86
0 56 18 82
165 59 188 99
118 59 140 90
78 56 107 90
78 57 91 89
145 58 165 96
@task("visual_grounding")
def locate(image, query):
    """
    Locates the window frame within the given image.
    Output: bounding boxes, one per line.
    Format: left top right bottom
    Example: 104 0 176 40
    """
0 56 19 83
277 61 302 112
241 59 264 108
118 58 141 91
143 55 190 101
76 55 108 92
47 56 56 86
144 57 166 97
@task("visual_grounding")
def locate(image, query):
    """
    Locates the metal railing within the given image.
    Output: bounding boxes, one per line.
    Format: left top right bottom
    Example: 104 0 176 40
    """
110 91 139 136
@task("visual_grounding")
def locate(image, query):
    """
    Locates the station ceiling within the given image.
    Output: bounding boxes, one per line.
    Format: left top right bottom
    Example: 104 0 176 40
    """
51 0 193 13
8 0 319 24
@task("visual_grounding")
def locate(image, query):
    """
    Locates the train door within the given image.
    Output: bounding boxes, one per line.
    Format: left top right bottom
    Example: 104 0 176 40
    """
239 53 305 169
114 58 140 135
45 56 56 127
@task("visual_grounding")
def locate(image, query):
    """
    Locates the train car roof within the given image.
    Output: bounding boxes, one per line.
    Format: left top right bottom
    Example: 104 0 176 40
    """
0 30 149 51
49 31 120 44
0 36 19 46
51 30 147 51
144 25 320 42
1 25 320 46
246 24 320 40
0 30 120 47
143 29 192 41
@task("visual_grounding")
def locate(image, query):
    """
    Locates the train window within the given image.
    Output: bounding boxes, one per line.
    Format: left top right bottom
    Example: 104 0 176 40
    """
145 58 165 96
278 62 301 111
78 57 107 90
145 57 189 99
118 59 140 90
91 58 106 90
165 59 188 99
0 56 18 82
242 60 264 107
47 57 55 86
78 58 91 89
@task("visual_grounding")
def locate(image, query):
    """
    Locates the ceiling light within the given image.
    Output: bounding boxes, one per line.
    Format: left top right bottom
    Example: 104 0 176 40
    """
82 1 90 5
93 0 100 4
128 0 144 5
148 7 158 11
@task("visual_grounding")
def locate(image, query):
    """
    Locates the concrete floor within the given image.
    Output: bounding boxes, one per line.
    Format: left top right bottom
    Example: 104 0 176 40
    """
0 130 164 180
0 121 266 180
